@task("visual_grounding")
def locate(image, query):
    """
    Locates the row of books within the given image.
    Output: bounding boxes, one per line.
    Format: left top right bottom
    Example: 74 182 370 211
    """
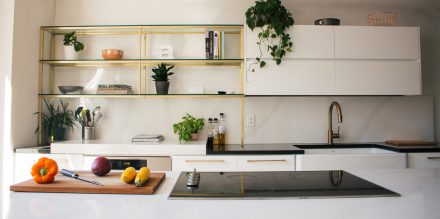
205 31 225 59
97 84 132 94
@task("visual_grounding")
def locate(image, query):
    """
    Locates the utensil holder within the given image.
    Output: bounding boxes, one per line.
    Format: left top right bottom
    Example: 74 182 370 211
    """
82 126 95 140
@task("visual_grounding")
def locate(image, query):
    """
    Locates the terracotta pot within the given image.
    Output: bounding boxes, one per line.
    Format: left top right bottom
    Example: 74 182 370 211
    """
191 133 200 141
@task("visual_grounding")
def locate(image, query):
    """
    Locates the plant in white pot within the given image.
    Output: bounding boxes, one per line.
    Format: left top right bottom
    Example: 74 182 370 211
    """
151 63 174 95
173 113 205 142
63 31 84 60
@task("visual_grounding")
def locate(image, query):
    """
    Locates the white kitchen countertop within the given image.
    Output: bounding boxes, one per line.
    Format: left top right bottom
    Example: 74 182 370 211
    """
6 168 440 219
51 139 206 156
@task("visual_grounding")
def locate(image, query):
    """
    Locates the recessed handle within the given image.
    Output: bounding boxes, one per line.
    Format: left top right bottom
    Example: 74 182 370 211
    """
246 159 287 163
427 157 440 160
185 160 225 163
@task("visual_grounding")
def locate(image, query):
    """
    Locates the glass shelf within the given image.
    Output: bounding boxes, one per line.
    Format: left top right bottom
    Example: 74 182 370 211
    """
40 59 244 67
38 94 244 98
41 24 243 35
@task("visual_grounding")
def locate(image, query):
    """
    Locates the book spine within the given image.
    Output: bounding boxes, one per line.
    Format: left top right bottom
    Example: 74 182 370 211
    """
209 31 214 59
213 31 219 59
205 31 210 59
221 31 224 59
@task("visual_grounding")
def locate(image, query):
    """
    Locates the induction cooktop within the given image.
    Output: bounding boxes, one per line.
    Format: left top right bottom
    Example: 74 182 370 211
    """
169 171 400 199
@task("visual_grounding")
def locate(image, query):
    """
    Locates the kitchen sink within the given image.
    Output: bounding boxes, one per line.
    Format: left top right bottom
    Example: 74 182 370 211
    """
294 144 406 170
294 144 397 154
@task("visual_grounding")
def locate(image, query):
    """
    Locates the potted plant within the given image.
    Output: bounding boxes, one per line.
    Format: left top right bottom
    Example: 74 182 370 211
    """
35 99 76 144
173 113 205 141
151 63 174 94
245 0 294 71
63 31 84 60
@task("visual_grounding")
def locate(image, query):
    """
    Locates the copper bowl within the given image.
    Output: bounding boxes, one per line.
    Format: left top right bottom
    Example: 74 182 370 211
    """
102 49 124 60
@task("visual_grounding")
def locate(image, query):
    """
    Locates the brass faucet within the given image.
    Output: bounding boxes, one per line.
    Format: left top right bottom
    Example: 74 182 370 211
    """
328 101 343 145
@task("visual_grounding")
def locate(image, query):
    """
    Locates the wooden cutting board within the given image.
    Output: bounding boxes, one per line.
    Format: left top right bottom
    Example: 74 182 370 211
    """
385 140 435 147
10 171 165 195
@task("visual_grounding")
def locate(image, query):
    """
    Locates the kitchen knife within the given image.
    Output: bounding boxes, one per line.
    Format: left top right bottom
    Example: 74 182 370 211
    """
60 169 103 186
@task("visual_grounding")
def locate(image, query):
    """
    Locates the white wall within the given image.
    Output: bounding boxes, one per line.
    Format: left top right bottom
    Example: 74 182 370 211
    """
43 0 439 144
0 0 16 216
11 0 55 147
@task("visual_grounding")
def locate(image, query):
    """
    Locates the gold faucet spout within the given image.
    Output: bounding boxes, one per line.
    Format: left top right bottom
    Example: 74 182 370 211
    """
328 101 343 145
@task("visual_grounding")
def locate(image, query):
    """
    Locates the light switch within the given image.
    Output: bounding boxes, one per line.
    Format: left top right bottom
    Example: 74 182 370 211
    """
247 115 256 127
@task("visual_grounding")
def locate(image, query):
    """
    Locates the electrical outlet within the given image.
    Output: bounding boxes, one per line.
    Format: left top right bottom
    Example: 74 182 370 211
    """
247 115 255 127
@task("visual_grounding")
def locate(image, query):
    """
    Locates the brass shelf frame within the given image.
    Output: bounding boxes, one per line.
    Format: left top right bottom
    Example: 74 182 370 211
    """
38 94 245 99
38 24 245 145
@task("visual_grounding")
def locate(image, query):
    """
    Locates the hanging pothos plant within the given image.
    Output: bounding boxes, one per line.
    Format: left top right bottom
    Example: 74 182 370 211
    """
245 0 294 72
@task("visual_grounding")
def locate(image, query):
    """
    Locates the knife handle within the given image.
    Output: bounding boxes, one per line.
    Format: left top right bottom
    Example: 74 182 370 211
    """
61 169 78 178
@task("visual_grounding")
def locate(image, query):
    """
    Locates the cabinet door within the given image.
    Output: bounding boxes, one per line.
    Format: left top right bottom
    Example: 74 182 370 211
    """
407 153 440 168
236 155 295 171
335 26 420 59
246 25 334 59
335 60 421 95
246 60 335 95
171 156 237 172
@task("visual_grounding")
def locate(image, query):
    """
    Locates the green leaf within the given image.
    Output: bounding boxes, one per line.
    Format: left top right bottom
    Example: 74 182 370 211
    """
260 61 266 68
245 0 294 68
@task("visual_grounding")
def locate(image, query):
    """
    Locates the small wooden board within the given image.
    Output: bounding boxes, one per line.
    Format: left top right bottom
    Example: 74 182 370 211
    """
385 140 435 147
10 171 165 195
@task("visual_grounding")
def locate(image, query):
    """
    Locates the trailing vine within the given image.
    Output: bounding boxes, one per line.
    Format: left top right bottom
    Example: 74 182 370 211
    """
245 0 294 72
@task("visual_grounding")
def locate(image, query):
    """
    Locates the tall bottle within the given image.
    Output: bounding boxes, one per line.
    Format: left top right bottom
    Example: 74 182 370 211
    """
207 118 213 147
213 118 219 145
218 113 226 145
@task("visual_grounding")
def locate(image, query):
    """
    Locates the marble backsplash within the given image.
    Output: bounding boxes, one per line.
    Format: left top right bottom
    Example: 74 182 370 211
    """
65 96 434 144
244 96 434 144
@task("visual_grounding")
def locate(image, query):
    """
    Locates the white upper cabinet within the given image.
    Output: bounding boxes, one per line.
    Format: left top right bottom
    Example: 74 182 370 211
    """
246 25 334 59
245 25 421 95
335 60 421 95
246 60 335 95
334 26 420 60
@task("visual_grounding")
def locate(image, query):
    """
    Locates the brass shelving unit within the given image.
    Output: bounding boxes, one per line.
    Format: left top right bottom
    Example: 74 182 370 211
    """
38 24 245 144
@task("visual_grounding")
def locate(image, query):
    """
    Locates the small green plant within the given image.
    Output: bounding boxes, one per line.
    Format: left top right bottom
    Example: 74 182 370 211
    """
151 63 174 81
245 0 294 71
35 99 75 142
63 31 84 52
173 113 205 141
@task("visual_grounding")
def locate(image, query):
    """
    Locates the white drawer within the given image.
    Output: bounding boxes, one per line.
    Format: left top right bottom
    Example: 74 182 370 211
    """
172 156 237 172
236 155 295 171
408 153 440 168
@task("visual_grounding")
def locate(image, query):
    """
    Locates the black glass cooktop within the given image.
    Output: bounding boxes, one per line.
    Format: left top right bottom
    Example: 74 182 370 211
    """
169 171 400 199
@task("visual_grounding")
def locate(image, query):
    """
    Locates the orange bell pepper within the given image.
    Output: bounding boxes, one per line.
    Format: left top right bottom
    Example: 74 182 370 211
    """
31 157 58 184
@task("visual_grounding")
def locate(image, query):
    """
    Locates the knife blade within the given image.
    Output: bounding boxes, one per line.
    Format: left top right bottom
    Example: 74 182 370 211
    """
60 169 103 186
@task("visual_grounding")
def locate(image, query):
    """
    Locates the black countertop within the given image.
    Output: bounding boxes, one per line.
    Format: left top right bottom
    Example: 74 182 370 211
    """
207 142 440 155
206 144 304 155
293 143 440 153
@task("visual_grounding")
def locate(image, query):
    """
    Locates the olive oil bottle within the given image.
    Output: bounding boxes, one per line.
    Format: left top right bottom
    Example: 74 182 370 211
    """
218 113 226 145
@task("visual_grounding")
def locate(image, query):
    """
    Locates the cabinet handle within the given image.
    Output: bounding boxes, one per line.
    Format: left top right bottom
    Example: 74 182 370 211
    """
427 157 440 160
246 159 287 163
185 160 225 163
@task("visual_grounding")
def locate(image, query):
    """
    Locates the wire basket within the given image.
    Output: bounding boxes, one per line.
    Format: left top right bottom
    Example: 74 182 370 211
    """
367 12 396 26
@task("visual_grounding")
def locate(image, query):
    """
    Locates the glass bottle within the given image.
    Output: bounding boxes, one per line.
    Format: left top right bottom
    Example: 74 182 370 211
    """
213 118 219 145
218 113 226 145
207 118 213 147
